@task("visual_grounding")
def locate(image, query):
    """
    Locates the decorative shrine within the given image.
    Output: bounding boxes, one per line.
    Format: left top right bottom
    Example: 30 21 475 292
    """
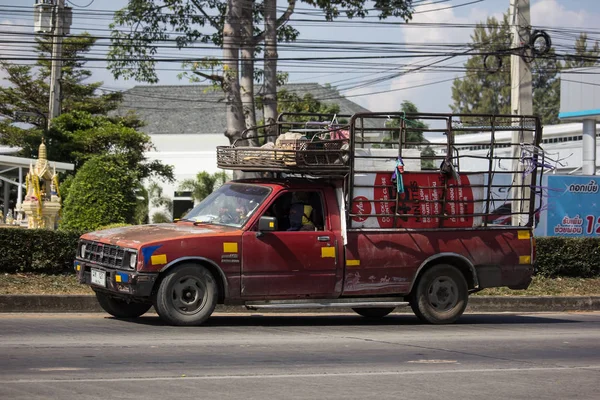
20 141 61 229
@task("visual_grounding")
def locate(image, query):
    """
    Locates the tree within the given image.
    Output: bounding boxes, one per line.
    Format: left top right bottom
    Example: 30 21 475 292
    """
108 0 414 145
383 100 427 145
563 33 600 69
375 101 435 169
0 33 173 183
147 182 173 223
274 89 341 121
450 15 599 126
179 171 229 205
531 48 561 125
450 14 512 118
0 33 121 129
60 155 138 231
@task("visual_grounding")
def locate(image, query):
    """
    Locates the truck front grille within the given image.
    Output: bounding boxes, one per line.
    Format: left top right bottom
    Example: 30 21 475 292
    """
80 240 126 269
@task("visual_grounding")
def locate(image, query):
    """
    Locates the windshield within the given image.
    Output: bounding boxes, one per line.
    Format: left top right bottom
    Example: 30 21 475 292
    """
182 183 271 228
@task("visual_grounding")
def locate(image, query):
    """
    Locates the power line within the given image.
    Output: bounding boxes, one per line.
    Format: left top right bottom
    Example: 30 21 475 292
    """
67 0 95 8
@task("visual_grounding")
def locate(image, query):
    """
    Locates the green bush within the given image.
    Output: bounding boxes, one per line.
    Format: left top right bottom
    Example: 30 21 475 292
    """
535 237 600 278
60 155 138 231
0 228 81 274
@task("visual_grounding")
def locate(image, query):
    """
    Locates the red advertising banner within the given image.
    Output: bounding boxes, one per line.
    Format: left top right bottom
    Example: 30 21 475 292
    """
351 172 483 229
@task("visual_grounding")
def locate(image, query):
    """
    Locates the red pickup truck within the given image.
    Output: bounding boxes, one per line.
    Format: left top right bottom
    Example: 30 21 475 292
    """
75 112 542 325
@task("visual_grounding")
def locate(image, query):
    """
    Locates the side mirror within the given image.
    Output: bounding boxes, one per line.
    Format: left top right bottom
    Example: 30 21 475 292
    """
258 216 278 234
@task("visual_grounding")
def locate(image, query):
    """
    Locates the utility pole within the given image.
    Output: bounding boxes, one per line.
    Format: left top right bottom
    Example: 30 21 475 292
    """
510 0 533 226
48 0 65 129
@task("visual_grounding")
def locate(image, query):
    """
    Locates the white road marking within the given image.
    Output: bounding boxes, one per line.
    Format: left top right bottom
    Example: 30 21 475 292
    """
4 365 600 384
30 368 89 372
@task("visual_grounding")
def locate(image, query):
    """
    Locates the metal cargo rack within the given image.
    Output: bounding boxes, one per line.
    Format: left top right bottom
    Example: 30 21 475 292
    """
216 113 353 175
217 111 545 229
346 112 544 230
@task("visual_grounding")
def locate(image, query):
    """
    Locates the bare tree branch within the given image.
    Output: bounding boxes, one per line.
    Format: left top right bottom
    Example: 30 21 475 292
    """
193 70 224 83
190 0 222 30
252 0 296 45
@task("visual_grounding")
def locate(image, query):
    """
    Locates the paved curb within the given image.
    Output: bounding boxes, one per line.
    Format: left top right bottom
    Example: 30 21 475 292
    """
1 295 599 313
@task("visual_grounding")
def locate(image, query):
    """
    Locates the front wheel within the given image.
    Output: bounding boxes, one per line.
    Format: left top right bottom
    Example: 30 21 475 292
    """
153 264 218 326
352 307 395 319
95 292 152 319
410 264 468 324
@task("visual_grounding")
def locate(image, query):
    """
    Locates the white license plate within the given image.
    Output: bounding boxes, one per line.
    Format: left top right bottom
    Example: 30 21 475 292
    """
91 269 106 287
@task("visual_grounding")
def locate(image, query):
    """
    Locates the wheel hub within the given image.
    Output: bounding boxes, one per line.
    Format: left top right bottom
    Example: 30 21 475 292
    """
427 276 458 312
171 276 207 315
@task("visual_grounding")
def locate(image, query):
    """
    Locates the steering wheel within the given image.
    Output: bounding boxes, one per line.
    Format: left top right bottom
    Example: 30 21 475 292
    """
219 209 237 224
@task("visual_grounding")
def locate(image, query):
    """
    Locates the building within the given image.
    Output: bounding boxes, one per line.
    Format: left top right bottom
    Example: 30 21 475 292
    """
428 122 600 174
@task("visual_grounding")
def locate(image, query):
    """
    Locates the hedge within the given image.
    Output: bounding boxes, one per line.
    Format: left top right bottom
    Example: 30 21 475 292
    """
0 228 81 274
535 237 600 278
1 228 599 278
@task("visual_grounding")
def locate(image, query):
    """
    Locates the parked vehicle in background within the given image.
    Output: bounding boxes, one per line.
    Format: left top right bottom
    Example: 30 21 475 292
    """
76 112 542 325
486 203 540 228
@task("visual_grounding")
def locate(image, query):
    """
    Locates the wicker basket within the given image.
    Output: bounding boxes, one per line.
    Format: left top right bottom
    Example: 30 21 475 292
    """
216 138 350 174
275 138 309 166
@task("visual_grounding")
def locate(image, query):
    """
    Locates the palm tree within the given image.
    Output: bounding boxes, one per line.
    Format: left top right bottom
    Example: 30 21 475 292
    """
147 181 173 223
178 171 229 205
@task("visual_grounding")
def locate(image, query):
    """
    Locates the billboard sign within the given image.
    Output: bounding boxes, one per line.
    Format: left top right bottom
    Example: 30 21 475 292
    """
546 175 600 237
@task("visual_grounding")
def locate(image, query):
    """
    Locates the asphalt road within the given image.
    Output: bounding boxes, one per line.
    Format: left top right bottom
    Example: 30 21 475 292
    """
0 312 599 400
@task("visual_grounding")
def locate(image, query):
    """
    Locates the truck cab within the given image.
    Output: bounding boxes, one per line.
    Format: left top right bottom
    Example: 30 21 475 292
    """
76 112 542 325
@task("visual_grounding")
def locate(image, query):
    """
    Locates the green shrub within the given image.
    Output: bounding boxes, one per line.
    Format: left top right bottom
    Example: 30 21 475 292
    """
535 237 600 278
60 155 138 232
0 228 81 274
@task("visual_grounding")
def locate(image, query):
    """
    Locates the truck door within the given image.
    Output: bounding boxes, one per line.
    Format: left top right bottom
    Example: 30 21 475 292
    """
241 190 338 297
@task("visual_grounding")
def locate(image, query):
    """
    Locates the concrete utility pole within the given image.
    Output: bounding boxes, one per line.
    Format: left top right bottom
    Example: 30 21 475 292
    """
510 0 534 226
48 0 65 129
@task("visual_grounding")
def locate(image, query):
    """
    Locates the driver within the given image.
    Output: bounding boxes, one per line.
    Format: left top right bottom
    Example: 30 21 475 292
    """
219 196 249 224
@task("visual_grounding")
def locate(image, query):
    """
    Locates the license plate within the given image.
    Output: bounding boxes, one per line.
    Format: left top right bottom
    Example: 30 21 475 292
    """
91 269 106 287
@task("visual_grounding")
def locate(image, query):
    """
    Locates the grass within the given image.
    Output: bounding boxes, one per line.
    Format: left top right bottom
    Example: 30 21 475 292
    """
0 273 93 295
474 275 600 296
0 273 598 296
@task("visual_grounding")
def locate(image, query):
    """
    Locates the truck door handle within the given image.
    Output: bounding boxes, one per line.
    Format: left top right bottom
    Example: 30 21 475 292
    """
317 236 330 242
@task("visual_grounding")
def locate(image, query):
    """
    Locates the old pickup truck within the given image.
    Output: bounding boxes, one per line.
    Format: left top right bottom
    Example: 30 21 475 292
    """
75 112 542 325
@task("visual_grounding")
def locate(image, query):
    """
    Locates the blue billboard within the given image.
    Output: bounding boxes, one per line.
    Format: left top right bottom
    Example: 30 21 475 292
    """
546 175 600 237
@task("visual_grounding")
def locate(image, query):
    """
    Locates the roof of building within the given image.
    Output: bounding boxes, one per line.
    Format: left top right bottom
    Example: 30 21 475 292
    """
114 83 374 135
0 145 20 155
427 122 595 144
0 155 74 172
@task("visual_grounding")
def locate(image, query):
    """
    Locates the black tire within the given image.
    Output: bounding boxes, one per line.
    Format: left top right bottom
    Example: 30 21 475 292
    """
153 264 218 326
410 264 468 324
95 292 151 319
352 307 395 319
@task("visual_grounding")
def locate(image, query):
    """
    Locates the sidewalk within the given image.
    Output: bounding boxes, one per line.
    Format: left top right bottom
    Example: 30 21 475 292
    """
1 295 599 313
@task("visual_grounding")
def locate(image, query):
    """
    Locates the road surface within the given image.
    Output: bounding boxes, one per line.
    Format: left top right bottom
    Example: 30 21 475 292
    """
1 312 599 399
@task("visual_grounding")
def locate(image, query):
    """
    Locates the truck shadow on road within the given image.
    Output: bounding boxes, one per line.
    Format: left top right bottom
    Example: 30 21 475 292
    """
118 312 581 327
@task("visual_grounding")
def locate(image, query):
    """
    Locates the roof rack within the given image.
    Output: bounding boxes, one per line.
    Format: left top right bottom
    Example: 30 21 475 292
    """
217 113 352 175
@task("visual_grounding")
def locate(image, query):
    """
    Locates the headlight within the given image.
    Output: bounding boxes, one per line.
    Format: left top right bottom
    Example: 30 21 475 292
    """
129 253 137 269
80 243 86 258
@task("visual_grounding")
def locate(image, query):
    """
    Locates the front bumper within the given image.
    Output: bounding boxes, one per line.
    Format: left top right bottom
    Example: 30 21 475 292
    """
75 260 158 298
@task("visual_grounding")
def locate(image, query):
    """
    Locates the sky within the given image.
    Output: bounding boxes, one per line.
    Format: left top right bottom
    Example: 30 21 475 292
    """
2 0 600 116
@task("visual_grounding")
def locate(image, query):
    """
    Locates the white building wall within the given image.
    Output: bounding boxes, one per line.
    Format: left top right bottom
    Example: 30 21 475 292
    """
145 133 230 219
429 123 600 174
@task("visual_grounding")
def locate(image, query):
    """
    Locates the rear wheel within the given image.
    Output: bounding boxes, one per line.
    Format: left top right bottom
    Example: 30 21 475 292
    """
352 307 395 319
95 292 151 319
410 264 468 324
153 264 218 326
